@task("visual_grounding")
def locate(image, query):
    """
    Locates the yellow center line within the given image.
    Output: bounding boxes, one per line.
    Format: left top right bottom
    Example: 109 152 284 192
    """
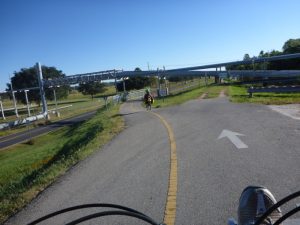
124 101 177 224
151 112 177 225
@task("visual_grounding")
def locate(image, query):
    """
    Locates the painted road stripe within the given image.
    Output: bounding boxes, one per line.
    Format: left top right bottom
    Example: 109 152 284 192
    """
151 112 177 225
126 102 178 224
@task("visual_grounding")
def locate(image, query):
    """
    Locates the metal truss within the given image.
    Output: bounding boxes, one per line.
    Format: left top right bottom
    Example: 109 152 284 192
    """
43 70 122 87
42 53 300 87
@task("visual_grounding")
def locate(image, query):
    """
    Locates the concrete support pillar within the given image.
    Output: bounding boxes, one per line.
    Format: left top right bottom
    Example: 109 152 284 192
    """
122 77 126 92
156 69 160 97
215 68 219 83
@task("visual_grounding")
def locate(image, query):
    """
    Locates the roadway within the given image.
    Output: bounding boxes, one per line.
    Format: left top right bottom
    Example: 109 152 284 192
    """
4 96 300 225
0 111 97 150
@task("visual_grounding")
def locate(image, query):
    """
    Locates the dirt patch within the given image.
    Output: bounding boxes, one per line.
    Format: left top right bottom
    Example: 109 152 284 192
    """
219 90 226 98
199 93 207 99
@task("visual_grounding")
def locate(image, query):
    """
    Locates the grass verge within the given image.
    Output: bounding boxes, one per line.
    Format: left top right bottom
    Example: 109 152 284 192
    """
0 99 106 137
153 84 228 108
0 104 124 223
229 85 300 104
0 87 117 137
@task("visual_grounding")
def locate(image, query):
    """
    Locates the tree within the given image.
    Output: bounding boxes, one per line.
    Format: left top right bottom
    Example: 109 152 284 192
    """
116 76 152 91
280 39 300 69
78 82 106 99
243 54 251 61
227 38 300 72
116 68 156 92
6 65 69 105
283 38 300 54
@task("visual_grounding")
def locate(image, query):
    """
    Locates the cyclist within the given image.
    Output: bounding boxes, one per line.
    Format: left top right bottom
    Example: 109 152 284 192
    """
144 89 154 110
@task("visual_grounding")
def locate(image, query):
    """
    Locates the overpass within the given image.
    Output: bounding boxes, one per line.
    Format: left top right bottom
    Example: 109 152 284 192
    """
43 53 300 87
2 53 300 123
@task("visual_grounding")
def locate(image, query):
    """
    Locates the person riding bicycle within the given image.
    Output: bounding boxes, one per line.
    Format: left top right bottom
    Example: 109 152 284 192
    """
144 89 154 110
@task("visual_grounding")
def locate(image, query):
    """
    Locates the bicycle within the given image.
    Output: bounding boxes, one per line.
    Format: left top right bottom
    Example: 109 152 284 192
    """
145 102 152 110
26 186 299 225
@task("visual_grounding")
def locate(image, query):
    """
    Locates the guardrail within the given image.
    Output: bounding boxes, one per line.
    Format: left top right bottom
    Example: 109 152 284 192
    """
126 89 145 101
0 94 122 130
248 86 300 97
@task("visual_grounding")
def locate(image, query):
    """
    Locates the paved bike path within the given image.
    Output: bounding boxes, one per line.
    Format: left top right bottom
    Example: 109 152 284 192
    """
157 97 300 225
4 98 300 225
5 102 170 225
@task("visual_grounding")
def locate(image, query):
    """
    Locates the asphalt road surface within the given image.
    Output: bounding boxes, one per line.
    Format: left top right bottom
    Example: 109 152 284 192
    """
4 97 300 225
0 111 97 150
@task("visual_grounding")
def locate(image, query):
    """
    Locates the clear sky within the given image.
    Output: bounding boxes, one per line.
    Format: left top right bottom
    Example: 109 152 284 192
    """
1 0 300 91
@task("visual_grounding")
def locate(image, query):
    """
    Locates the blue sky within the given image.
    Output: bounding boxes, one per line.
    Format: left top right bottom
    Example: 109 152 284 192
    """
1 0 300 91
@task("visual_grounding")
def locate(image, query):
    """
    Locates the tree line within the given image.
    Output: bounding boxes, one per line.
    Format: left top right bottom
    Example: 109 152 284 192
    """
5 65 109 105
5 66 155 105
226 38 300 70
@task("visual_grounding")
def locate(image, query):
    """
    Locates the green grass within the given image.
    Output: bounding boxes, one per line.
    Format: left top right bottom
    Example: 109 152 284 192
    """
151 81 300 109
152 84 228 108
168 78 214 94
0 104 124 223
0 87 117 137
229 85 300 104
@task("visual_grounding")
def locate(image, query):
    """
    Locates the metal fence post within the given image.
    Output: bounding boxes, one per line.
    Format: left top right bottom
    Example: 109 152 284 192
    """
114 70 118 93
24 90 31 116
10 81 19 118
53 88 60 117
36 62 49 119
0 96 5 120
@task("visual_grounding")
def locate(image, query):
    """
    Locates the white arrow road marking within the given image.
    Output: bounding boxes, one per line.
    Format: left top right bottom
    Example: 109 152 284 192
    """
218 129 248 149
